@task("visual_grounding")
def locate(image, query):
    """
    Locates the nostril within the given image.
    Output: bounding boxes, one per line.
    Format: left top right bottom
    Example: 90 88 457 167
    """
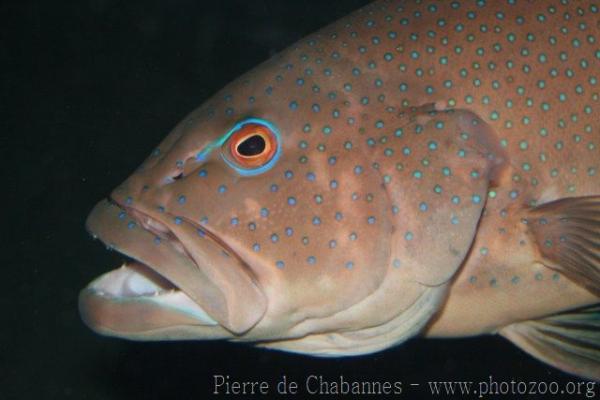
164 156 198 184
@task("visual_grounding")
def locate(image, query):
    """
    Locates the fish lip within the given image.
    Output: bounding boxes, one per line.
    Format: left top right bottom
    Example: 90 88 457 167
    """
101 196 243 278
114 197 241 265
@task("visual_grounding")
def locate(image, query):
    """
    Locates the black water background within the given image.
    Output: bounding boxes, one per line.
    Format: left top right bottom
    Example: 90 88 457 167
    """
3 1 579 398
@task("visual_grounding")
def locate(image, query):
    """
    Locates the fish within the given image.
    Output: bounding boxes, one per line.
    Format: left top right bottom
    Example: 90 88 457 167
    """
79 0 600 380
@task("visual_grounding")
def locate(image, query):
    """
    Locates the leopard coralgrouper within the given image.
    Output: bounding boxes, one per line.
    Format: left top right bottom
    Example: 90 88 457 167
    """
79 0 600 379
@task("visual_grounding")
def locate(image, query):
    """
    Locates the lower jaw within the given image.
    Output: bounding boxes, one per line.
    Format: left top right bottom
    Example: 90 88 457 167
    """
79 261 222 336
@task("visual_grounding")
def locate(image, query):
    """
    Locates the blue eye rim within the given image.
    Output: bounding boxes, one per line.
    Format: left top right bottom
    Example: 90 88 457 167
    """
220 117 282 176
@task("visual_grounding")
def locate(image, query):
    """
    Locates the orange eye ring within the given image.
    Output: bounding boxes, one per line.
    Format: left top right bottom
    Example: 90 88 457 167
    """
228 123 277 168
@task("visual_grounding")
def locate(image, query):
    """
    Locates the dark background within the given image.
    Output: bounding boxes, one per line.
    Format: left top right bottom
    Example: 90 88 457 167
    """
2 1 581 398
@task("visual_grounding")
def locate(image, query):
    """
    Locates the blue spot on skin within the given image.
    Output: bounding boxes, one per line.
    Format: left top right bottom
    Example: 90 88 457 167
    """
312 216 321 226
329 240 337 248
178 195 186 205
174 217 182 225
306 172 316 181
270 184 278 192
198 169 207 177
260 208 269 218
154 237 161 245
118 211 126 220
125 196 133 205
285 170 294 180
288 197 297 206
393 259 401 268
405 231 414 241
253 243 260 252
285 227 293 236
200 216 208 224
345 261 354 269
276 260 285 268
289 101 298 110
335 212 343 221
271 234 279 243
218 185 227 193
197 229 206 237
367 216 376 224
230 217 239 226
419 202 428 212
127 221 136 229
472 194 482 204
307 256 316 265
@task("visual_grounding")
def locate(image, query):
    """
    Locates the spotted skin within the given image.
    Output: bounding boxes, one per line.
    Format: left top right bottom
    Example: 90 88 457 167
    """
80 0 600 378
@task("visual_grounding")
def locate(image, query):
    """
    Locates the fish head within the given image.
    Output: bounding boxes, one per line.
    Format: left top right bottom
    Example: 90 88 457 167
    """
80 41 501 354
80 61 395 342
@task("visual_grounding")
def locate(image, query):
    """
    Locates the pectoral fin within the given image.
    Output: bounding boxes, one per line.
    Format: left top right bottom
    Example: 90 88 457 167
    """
500 306 600 380
529 196 600 296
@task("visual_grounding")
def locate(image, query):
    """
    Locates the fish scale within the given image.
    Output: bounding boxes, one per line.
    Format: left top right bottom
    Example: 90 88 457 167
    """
80 0 600 379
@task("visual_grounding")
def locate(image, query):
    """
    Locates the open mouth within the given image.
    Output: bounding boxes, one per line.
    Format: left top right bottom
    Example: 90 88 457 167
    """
80 197 267 336
90 260 177 298
80 198 222 335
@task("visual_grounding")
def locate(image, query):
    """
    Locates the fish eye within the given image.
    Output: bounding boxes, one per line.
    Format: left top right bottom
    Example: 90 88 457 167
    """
228 123 276 167
236 134 266 157
221 118 281 176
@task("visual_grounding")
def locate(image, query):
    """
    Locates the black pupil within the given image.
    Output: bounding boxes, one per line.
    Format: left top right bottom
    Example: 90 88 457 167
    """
238 135 266 156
